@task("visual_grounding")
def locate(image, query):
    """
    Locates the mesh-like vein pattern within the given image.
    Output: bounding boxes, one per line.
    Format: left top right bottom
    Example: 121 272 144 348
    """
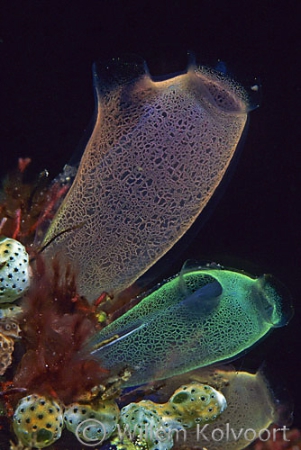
44 62 248 301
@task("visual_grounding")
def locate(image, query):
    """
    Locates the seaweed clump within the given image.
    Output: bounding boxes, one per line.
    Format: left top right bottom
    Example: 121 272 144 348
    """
13 256 107 405
0 158 69 248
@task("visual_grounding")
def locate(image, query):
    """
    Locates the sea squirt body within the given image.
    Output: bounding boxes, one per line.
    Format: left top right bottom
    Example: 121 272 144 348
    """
43 56 250 302
84 264 292 387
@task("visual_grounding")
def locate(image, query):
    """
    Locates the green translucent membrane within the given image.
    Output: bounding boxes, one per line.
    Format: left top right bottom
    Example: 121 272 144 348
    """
85 264 292 386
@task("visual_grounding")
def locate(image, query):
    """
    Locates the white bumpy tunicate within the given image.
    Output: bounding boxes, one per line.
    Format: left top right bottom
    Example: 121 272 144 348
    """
64 399 119 445
119 402 175 450
0 236 30 303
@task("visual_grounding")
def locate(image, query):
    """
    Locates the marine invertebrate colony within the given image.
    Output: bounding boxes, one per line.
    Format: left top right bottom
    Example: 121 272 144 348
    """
13 394 64 448
108 381 226 449
0 55 293 450
151 366 293 450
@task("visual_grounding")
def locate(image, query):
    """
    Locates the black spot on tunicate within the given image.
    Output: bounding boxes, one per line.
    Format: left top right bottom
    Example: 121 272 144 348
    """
46 423 52 429
25 418 31 423
30 406 35 411
38 414 44 420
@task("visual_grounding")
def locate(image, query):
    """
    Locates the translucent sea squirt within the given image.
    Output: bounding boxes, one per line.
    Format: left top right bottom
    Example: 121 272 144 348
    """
43 56 251 301
83 263 292 386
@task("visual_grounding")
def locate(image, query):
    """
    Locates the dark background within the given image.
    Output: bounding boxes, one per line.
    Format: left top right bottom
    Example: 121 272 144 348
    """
1 0 301 431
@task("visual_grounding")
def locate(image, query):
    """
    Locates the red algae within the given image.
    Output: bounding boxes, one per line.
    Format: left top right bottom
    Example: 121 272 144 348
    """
13 256 107 404
0 158 69 250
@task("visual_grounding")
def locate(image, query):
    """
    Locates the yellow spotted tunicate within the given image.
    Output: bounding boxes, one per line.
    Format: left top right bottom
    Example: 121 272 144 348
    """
165 382 227 428
117 382 226 449
64 399 119 445
13 394 64 448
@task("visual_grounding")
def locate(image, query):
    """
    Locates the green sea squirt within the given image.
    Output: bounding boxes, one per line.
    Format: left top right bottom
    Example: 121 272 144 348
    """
83 263 292 387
